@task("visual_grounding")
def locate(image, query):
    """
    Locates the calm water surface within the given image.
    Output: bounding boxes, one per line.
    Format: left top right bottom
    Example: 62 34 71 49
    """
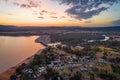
0 36 44 73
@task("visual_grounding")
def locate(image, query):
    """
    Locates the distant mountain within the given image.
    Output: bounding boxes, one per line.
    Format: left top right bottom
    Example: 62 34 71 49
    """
0 25 120 32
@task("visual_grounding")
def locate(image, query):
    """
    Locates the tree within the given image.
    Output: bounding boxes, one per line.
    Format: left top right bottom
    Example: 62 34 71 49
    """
90 73 95 80
32 65 39 73
70 72 82 80
10 75 17 80
16 67 22 75
103 49 108 56
44 67 59 80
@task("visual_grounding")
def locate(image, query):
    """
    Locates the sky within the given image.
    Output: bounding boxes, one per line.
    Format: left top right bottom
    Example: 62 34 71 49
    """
0 0 120 27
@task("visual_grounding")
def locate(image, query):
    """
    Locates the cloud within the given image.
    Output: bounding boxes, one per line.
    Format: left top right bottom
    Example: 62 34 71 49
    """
66 6 108 20
28 0 41 7
7 13 13 15
20 4 31 8
39 10 56 16
40 12 44 15
84 20 92 23
41 10 48 13
112 19 120 26
56 0 119 20
61 16 66 18
50 16 58 18
38 16 44 19
21 0 41 8
68 19 77 22
13 2 20 6
3 0 41 8
49 12 56 15
0 0 8 2
32 12 38 15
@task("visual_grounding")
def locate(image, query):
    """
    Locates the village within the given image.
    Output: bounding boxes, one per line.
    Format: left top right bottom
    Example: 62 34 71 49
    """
10 43 120 80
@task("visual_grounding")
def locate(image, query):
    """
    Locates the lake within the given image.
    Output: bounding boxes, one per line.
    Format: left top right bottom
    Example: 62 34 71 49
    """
0 36 44 73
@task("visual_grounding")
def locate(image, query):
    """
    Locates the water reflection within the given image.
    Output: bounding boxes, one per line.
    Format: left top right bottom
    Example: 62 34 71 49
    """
0 36 44 73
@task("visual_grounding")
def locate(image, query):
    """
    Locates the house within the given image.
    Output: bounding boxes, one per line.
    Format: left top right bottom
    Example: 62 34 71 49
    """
98 58 107 63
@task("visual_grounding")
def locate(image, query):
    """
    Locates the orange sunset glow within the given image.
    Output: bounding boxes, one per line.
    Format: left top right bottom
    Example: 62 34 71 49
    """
0 0 120 27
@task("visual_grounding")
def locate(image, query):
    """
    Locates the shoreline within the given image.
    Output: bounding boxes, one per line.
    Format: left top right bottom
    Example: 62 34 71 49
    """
0 49 44 80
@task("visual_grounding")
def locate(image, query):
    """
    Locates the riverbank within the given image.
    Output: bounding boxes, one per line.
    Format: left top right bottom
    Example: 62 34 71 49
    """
0 49 44 80
88 35 110 43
